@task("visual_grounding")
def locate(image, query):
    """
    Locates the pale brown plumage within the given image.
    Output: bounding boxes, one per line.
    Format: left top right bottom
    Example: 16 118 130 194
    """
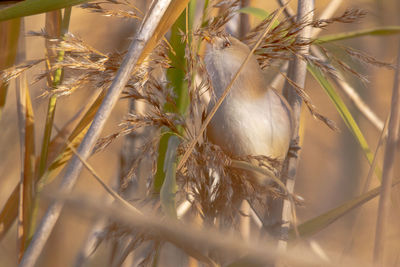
204 36 293 163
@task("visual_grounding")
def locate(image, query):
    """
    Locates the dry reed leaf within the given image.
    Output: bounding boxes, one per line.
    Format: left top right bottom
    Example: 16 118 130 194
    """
0 184 19 242
0 18 21 118
135 0 190 65
16 73 35 261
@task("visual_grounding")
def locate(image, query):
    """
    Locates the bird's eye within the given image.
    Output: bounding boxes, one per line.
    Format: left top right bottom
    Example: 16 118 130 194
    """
223 40 231 48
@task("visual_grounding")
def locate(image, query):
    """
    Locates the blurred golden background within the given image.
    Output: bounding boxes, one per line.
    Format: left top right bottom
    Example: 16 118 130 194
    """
1 0 399 266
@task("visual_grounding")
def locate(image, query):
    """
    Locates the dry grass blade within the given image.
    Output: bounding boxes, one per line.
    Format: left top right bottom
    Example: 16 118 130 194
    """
15 20 36 261
0 184 19 242
16 72 36 261
315 26 400 44
177 5 286 171
0 18 21 119
289 178 400 241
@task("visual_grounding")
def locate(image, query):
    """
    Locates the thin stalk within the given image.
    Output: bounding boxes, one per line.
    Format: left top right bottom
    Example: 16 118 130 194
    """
38 8 71 178
279 0 314 252
277 0 295 21
239 0 250 39
38 95 57 177
30 7 72 245
373 40 400 267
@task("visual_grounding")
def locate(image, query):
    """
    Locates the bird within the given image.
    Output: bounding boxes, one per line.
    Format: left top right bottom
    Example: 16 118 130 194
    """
204 35 293 166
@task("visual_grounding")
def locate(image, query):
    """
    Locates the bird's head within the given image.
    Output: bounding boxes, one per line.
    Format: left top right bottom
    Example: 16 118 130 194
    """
204 35 251 65
203 35 265 97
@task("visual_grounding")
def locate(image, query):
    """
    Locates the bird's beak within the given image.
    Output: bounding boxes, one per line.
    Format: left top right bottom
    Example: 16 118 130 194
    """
203 35 213 44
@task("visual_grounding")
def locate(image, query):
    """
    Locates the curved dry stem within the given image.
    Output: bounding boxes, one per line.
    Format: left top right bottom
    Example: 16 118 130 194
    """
52 193 333 267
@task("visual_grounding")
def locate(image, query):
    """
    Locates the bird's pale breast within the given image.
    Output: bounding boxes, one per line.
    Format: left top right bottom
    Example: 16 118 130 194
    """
205 37 293 162
207 87 292 162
